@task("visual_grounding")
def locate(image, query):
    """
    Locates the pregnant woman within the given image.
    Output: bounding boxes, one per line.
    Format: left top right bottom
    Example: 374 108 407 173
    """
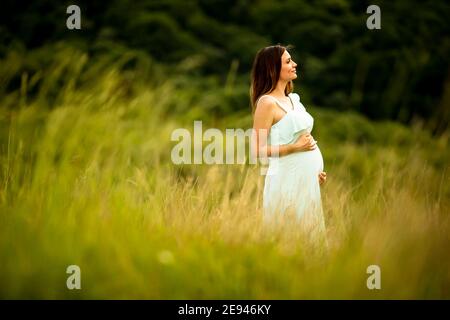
251 45 327 245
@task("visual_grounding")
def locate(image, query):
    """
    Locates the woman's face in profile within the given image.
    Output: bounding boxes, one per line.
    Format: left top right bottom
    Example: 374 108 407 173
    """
279 50 298 82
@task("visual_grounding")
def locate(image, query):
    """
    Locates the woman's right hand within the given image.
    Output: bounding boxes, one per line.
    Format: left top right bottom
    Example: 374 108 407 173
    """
292 133 317 152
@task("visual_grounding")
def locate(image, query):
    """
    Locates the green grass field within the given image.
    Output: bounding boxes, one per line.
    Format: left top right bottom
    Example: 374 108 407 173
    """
1 46 449 299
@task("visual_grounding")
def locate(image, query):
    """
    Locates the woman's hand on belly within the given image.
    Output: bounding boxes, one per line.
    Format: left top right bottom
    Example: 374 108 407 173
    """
291 133 317 153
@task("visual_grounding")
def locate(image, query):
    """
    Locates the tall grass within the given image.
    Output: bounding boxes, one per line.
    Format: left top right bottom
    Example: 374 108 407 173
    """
0 46 449 299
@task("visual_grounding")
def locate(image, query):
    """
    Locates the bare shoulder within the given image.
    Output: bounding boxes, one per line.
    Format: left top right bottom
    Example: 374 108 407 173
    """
253 95 276 127
255 95 276 115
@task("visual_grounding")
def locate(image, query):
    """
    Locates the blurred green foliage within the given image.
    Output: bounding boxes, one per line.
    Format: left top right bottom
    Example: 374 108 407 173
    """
0 46 449 298
0 0 449 133
0 1 449 300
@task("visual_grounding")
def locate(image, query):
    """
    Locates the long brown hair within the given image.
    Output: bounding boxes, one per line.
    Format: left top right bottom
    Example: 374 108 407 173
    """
250 44 294 114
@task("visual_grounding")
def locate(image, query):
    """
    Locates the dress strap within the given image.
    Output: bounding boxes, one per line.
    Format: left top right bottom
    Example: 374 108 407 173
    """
287 94 295 110
274 95 295 113
256 94 293 113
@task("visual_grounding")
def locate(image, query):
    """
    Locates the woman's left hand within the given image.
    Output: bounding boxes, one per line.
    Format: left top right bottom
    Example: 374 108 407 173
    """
318 171 327 185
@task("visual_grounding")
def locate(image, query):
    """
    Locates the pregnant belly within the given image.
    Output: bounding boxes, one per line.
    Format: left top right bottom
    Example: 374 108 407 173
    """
267 145 324 176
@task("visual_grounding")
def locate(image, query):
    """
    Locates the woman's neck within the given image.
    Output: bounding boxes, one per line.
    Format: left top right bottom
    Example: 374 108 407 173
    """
270 81 289 98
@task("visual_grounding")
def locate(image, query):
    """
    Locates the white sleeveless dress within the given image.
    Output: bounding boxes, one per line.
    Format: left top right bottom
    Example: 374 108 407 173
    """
262 93 327 243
